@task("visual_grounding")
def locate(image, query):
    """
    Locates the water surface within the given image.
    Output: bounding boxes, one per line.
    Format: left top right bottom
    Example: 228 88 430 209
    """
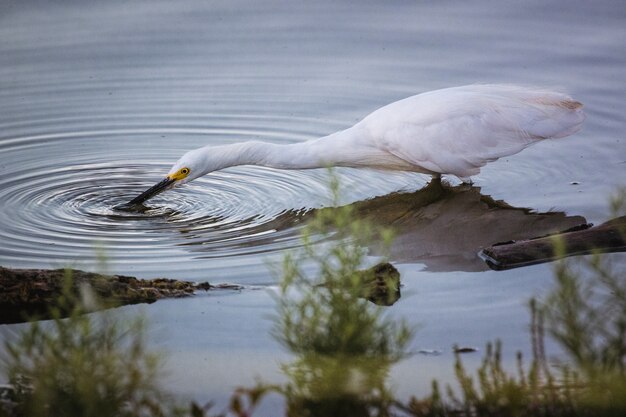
1 0 625 412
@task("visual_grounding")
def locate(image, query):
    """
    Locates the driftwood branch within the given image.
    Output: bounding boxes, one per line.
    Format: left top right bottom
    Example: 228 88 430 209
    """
480 216 626 270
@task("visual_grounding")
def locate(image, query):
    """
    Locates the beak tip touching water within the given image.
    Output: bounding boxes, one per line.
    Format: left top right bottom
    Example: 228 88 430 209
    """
114 177 175 211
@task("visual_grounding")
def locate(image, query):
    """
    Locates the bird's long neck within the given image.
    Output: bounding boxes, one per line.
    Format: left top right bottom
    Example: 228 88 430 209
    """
207 128 360 171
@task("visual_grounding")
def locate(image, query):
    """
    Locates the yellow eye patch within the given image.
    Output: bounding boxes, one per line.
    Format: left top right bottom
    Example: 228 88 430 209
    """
168 167 191 180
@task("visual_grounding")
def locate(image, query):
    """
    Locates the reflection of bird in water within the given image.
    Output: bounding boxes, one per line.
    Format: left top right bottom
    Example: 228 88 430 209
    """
122 84 584 206
348 180 587 271
178 180 587 273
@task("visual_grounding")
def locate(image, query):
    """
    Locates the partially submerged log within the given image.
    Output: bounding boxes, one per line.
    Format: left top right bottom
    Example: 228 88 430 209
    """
480 216 626 270
0 267 218 324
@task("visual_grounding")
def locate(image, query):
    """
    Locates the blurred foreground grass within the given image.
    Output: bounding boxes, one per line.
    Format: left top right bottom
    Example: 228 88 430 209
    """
1 184 625 417
0 272 180 417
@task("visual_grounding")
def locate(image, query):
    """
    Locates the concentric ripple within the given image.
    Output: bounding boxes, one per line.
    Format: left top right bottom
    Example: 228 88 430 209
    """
0 140 309 277
0 120 419 281
3 0 622 285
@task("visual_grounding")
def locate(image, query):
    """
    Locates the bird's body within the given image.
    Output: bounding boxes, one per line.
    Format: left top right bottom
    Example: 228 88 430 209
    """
124 84 585 206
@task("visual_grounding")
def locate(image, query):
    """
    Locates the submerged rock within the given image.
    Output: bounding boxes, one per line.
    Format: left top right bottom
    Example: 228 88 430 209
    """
358 262 401 306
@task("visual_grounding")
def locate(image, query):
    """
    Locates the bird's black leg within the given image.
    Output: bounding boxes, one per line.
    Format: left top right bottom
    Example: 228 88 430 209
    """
425 173 443 190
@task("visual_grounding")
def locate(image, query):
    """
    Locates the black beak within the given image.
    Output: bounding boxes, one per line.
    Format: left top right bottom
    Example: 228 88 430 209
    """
125 177 176 206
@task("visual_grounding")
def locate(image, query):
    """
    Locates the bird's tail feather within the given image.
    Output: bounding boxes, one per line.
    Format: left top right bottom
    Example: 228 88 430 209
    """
510 89 586 140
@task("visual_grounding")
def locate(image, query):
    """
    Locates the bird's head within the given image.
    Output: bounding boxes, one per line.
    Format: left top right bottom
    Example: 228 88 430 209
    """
122 148 210 207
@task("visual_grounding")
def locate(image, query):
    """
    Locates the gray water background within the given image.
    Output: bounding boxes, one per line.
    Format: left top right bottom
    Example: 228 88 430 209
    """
1 0 625 413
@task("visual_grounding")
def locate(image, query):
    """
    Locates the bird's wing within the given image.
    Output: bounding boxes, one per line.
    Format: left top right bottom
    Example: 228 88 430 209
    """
375 113 535 178
362 86 584 178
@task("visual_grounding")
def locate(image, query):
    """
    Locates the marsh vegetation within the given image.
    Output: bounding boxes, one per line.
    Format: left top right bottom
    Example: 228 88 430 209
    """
2 185 625 416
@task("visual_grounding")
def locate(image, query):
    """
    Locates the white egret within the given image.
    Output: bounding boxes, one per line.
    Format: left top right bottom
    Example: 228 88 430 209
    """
124 84 585 206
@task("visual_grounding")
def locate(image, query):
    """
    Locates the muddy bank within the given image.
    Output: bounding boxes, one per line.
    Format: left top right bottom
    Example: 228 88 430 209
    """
0 263 399 324
0 267 223 324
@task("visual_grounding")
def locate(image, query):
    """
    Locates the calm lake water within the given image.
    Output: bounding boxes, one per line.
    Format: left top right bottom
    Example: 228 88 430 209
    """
1 0 625 413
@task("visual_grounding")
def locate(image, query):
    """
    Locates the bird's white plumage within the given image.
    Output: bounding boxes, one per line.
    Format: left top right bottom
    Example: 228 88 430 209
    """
349 84 585 178
168 84 585 186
